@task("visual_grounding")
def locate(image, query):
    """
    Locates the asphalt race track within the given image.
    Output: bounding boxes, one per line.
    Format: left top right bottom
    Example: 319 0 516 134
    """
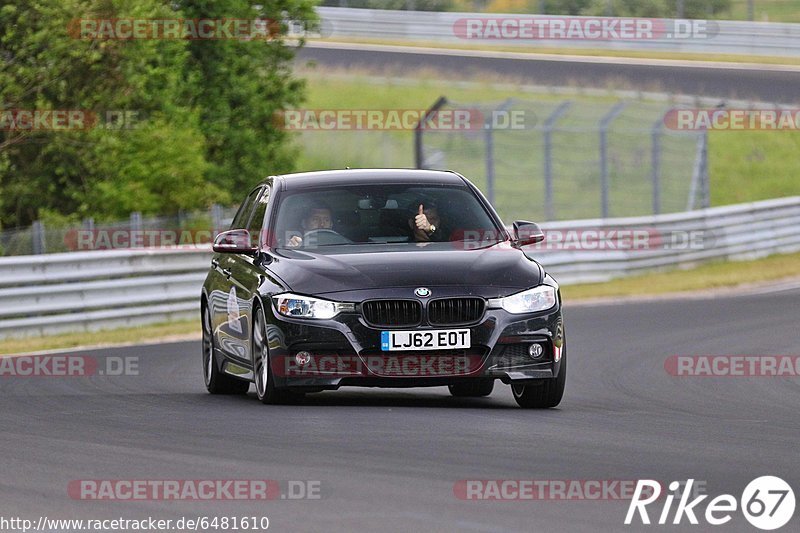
297 43 800 104
2 288 799 532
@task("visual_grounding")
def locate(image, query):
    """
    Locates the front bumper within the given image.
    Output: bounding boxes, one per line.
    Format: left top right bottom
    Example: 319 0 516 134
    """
263 299 565 390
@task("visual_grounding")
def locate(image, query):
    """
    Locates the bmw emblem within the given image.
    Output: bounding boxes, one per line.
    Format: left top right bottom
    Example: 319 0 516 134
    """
415 287 431 298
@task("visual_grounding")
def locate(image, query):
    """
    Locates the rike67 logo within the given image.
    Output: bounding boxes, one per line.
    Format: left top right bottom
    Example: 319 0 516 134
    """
626 477 795 530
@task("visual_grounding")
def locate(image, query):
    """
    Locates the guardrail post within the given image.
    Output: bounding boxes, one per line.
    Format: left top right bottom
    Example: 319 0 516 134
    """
543 101 572 221
599 102 627 219
32 220 46 255
651 118 664 215
130 211 142 233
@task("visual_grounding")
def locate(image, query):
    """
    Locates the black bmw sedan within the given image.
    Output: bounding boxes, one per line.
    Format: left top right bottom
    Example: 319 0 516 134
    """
201 169 566 408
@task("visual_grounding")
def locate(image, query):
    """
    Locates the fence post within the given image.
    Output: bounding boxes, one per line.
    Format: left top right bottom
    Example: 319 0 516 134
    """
599 102 627 219
543 101 572 221
651 118 663 215
686 132 709 211
700 130 710 209
483 99 515 208
415 96 447 169
32 220 46 255
485 124 495 205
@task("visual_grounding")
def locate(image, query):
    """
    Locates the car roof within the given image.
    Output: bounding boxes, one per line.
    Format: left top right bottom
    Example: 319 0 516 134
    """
272 168 466 191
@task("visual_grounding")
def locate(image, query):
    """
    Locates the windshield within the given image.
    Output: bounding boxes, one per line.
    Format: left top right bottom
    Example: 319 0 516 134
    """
271 183 504 249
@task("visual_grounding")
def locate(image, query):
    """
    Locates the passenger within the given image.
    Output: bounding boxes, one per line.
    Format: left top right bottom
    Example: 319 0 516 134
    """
409 203 441 242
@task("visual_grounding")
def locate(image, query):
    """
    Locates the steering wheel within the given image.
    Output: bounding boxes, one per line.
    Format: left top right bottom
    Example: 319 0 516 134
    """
303 228 352 246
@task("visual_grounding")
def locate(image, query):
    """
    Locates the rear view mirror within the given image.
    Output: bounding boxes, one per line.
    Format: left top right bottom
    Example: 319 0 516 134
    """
213 229 257 255
513 221 545 247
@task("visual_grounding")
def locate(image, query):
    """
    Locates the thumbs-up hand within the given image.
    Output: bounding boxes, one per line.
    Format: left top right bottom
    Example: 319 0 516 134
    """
414 204 431 232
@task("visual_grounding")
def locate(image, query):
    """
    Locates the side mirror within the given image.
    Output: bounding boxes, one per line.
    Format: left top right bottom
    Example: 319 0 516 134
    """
513 221 545 247
213 229 257 255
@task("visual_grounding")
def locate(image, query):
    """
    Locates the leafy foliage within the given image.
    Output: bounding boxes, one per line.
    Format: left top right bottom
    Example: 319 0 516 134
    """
0 0 315 227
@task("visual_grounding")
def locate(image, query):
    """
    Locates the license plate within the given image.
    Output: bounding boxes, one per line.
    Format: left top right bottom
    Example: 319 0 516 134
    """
380 329 470 351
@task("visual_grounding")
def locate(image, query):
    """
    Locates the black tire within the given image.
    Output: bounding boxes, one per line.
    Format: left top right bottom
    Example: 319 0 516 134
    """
252 305 302 405
448 380 495 397
202 304 250 395
511 350 566 409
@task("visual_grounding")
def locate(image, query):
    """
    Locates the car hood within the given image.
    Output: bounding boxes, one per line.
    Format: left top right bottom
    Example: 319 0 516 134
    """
267 243 542 298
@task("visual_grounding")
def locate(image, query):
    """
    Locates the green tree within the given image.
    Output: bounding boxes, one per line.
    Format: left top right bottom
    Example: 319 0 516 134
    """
0 0 313 227
177 0 317 193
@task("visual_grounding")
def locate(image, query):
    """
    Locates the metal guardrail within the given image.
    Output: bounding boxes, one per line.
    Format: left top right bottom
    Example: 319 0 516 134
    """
533 196 800 284
0 248 210 339
315 7 800 58
0 196 798 339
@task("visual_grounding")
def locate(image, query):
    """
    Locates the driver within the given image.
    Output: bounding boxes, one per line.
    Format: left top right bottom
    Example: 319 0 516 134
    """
287 202 333 248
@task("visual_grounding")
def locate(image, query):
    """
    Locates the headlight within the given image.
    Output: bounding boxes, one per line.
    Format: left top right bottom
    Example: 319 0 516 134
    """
272 293 353 319
489 285 557 314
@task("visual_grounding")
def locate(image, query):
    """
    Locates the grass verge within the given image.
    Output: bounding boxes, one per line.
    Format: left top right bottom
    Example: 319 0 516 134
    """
0 319 200 356
561 250 800 300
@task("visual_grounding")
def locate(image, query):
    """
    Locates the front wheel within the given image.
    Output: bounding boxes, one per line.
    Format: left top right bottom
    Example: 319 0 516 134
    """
511 351 566 409
252 306 302 405
202 305 249 395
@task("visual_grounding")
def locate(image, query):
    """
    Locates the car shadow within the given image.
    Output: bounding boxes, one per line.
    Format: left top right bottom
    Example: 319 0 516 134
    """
262 388 520 409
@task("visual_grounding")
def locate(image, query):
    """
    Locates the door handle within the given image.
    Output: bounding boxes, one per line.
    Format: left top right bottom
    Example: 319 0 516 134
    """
211 259 219 268
222 268 232 278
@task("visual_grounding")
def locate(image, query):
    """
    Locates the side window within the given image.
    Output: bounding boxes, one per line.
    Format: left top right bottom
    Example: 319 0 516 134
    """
247 186 270 246
230 188 261 230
